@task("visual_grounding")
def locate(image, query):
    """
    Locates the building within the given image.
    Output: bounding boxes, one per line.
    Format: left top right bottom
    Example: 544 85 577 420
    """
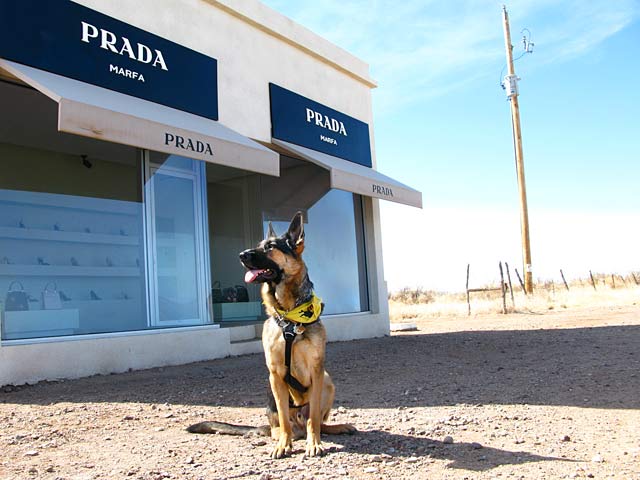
0 0 422 386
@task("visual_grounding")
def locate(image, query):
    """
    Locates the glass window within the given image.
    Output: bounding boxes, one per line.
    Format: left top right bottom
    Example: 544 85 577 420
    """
146 152 209 327
266 190 368 315
0 80 148 340
206 156 368 324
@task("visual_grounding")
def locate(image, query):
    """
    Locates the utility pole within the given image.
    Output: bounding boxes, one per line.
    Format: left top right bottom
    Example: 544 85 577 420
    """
502 5 533 294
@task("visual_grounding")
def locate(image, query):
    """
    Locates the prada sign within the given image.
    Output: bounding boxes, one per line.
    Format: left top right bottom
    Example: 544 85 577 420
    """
270 84 372 168
0 0 218 120
372 184 394 198
164 133 214 156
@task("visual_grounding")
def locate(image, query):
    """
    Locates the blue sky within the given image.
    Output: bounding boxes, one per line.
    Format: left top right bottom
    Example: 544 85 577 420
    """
263 0 640 291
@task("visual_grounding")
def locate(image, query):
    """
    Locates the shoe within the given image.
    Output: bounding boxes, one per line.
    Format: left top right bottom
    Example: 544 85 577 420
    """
84 227 91 233
18 219 26 229
0 256 10 264
106 257 114 267
54 223 61 231
70 257 79 266
37 257 50 266
122 292 130 300
90 290 101 301
59 291 72 301
120 228 127 236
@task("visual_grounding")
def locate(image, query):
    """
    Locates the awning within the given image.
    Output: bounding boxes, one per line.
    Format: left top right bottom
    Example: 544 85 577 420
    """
0 59 279 176
273 139 423 208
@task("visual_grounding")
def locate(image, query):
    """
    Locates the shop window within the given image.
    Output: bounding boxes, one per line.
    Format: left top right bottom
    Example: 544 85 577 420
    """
0 81 148 339
206 156 368 323
145 152 210 327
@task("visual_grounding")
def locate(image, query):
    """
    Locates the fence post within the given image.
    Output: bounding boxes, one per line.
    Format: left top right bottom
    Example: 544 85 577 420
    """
633 273 639 285
560 269 569 291
505 261 515 308
466 263 471 316
611 274 616 289
499 262 507 314
515 268 527 295
589 270 597 291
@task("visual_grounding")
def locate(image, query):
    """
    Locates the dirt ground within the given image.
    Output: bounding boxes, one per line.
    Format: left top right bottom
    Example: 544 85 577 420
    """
1 304 640 480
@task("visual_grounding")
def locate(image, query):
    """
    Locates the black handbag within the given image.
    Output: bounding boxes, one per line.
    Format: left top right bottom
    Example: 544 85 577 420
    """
211 281 223 304
5 281 29 311
223 286 238 303
235 285 249 302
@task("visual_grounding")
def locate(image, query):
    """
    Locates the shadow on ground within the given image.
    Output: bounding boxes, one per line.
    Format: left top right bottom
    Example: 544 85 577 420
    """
322 430 572 471
2 325 639 411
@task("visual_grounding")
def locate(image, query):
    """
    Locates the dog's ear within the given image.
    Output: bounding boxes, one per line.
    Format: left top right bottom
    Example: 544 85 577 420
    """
286 211 305 254
266 221 277 239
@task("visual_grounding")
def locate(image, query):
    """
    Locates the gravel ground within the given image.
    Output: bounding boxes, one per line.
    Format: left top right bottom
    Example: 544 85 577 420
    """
1 304 639 479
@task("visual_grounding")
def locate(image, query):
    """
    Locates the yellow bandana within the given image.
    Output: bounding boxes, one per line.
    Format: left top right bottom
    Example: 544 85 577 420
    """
274 294 323 324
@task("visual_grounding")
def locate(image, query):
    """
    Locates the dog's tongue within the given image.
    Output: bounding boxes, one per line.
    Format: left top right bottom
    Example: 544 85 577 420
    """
244 269 264 283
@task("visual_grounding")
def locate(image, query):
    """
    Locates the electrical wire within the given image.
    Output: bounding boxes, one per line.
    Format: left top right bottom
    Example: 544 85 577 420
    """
498 28 533 89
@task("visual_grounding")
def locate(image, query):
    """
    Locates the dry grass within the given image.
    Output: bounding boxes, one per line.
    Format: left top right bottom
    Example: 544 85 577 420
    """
389 273 640 322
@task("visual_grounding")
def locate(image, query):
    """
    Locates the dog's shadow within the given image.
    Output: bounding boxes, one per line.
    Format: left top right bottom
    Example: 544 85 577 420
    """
322 430 574 472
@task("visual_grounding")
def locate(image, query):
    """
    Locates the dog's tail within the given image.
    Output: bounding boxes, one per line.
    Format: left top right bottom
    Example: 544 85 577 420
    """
186 421 270 436
321 423 357 435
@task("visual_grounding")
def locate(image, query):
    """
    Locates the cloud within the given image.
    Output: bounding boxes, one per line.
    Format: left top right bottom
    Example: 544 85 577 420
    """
263 0 640 111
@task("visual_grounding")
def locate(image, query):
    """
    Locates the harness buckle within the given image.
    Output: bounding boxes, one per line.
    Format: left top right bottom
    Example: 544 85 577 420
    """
282 322 297 340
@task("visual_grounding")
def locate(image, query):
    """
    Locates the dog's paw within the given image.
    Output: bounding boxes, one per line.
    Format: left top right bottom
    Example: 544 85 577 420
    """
304 442 324 458
270 438 293 459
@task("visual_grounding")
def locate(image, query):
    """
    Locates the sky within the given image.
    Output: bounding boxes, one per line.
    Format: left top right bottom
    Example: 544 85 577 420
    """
262 0 640 292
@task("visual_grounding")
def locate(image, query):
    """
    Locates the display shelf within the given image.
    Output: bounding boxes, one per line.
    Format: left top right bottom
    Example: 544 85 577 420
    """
0 189 141 216
0 226 139 245
57 299 139 305
0 265 141 277
212 301 262 321
2 308 80 334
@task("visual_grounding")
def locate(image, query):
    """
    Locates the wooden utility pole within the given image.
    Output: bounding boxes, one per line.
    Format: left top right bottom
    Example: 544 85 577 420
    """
502 5 533 294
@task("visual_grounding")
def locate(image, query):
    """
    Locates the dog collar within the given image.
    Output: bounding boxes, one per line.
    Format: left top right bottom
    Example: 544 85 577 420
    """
274 294 323 325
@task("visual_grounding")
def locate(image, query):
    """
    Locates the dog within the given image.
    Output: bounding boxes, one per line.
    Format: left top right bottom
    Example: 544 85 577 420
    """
187 212 355 458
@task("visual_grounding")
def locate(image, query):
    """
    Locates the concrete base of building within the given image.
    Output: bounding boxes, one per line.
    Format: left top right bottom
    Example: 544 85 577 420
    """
0 312 389 386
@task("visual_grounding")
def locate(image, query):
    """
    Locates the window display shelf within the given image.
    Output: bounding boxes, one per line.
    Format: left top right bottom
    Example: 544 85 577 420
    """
0 190 141 216
0 226 139 246
212 301 262 321
2 309 80 335
0 265 140 277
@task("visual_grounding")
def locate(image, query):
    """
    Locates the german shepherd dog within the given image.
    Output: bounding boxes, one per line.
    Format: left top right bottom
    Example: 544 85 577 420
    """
187 212 355 458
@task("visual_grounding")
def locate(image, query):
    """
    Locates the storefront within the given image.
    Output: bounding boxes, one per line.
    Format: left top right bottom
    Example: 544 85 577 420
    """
0 0 421 386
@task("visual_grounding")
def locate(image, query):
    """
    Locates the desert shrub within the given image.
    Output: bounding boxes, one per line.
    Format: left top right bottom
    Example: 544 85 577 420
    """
389 287 436 304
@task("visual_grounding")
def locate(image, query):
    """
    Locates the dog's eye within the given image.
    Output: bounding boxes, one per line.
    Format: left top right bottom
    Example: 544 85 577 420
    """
264 243 274 252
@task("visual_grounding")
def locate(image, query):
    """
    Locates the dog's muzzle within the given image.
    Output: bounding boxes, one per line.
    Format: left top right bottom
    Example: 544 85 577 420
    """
239 249 280 283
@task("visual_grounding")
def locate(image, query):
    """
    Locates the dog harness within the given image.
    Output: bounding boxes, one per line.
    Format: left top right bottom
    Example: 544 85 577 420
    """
272 294 323 394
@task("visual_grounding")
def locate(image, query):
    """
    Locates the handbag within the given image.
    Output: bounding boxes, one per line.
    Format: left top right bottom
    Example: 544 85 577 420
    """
223 286 238 303
5 281 29 311
212 281 223 304
42 282 63 310
235 285 249 302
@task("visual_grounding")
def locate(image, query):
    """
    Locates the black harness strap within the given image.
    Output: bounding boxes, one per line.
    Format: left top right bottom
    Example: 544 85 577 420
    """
273 300 323 395
282 322 308 393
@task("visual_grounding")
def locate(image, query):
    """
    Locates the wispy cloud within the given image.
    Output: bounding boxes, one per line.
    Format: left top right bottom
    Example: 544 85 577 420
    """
263 0 640 111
